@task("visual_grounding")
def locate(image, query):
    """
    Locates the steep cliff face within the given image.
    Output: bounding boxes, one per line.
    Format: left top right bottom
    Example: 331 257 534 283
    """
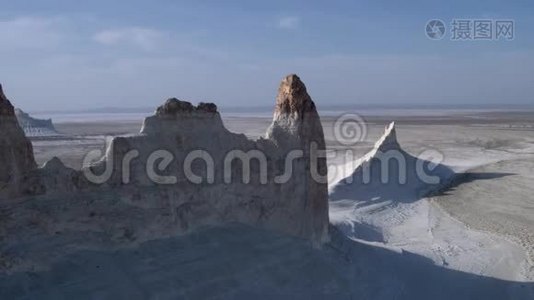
0 84 37 196
267 74 329 244
86 74 330 244
15 108 58 137
0 75 329 245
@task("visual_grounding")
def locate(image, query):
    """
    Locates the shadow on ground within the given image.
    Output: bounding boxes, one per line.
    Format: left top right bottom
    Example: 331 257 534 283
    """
0 224 532 300
430 171 516 197
328 147 517 254
329 148 456 204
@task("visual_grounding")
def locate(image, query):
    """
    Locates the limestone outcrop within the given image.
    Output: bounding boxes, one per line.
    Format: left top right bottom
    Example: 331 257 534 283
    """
88 74 329 244
0 75 330 245
37 157 87 194
15 108 58 137
266 74 329 244
0 84 37 197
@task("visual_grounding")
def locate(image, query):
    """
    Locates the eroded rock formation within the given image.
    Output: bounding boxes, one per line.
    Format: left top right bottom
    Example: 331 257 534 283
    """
91 74 329 244
267 74 329 244
37 157 86 193
0 84 37 197
0 75 330 245
15 108 58 137
330 122 454 203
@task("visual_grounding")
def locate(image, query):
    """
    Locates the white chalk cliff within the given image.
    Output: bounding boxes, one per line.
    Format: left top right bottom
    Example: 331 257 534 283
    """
92 74 329 244
0 75 329 246
15 108 59 137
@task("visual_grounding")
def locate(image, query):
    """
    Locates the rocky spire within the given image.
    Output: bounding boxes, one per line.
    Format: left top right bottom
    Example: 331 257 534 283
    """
373 122 400 152
274 74 317 118
268 74 325 143
0 83 6 101
0 84 15 116
267 74 330 245
0 83 37 197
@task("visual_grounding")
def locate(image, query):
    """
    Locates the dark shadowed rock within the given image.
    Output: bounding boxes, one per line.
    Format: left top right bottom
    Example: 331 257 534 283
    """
156 98 195 116
141 98 225 136
0 84 37 197
155 98 218 117
0 84 15 116
197 102 218 113
38 157 86 193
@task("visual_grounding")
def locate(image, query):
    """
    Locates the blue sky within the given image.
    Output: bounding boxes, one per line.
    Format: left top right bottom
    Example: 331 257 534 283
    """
1 0 533 111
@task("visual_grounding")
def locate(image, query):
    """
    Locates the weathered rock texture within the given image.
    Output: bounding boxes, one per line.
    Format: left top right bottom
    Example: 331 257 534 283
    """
0 75 330 245
267 74 329 243
37 157 87 194
15 108 58 137
0 84 37 196
90 74 329 244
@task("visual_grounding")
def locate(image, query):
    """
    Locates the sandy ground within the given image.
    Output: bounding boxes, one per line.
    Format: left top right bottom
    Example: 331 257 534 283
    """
433 160 534 269
10 110 534 298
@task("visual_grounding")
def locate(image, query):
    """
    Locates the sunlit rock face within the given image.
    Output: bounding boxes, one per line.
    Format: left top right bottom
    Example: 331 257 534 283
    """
84 74 330 244
0 75 329 245
0 84 37 197
267 74 329 244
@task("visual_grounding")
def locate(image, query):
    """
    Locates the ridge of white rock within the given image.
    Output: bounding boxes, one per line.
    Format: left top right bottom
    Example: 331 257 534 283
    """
15 108 59 137
94 74 329 244
373 122 399 152
331 121 453 199
357 121 400 165
329 121 455 241
1 75 329 245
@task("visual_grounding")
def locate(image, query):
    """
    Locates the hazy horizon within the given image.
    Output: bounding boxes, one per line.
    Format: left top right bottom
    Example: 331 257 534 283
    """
1 0 534 111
